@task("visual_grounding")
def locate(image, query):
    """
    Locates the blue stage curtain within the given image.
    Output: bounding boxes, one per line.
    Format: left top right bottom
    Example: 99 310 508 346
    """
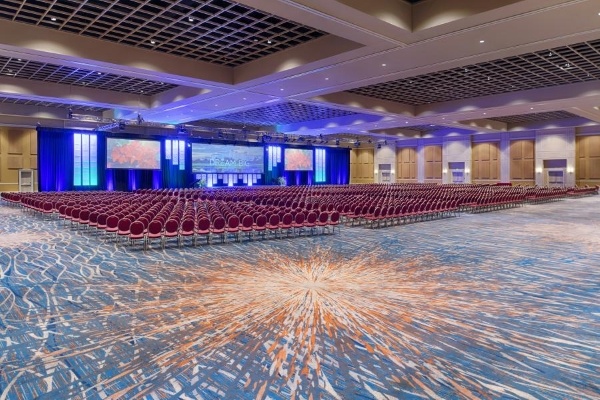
326 147 350 184
37 127 75 192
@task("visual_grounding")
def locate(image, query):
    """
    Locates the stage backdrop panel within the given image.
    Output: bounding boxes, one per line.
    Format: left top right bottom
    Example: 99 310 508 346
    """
106 138 161 170
285 148 313 171
191 143 264 174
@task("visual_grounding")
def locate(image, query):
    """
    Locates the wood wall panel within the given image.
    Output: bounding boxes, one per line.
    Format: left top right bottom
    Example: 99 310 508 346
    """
7 130 23 154
7 156 23 169
0 127 38 191
423 145 442 179
30 131 38 155
350 148 374 184
472 142 500 182
396 147 416 182
577 135 600 186
510 139 535 182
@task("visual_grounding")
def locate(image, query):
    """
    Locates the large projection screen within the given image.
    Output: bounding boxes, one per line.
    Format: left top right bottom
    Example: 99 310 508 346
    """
106 138 161 170
191 143 264 174
284 148 313 171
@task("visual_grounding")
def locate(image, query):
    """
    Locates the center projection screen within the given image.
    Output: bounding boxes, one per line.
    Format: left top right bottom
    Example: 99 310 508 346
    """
191 143 264 174
284 148 313 171
106 138 161 170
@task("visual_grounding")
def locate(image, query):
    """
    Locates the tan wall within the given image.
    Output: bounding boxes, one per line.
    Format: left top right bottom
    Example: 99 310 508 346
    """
0 127 38 192
510 139 534 185
576 135 600 187
350 148 374 184
472 141 500 184
424 145 442 182
396 147 417 182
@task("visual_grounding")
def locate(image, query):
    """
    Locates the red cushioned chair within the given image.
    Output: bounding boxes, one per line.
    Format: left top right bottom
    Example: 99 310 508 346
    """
129 221 145 248
145 220 163 250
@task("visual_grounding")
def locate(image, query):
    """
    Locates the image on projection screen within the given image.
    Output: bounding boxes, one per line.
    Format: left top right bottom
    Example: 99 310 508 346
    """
284 148 313 171
191 143 264 174
106 138 161 170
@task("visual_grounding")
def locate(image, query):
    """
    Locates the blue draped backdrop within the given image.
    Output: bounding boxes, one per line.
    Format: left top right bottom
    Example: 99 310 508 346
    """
37 127 350 191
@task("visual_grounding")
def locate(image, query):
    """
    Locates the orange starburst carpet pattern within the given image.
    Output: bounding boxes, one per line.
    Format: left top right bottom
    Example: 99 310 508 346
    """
1 246 598 399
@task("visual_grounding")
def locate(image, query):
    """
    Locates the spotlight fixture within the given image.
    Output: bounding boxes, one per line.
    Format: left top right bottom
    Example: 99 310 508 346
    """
335 139 340 146
67 108 73 119
137 114 144 125
118 121 126 130
377 143 382 149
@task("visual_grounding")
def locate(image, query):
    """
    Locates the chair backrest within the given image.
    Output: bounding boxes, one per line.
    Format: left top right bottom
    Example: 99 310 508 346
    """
330 211 340 223
318 212 329 223
79 209 90 221
212 216 226 230
241 215 254 228
227 215 240 229
71 208 81 219
268 214 280 226
255 214 267 227
197 217 210 231
148 220 163 235
97 213 108 225
130 221 145 235
89 212 99 224
281 213 293 225
117 218 131 231
164 219 179 233
180 218 195 232
307 212 317 223
294 212 305 224
106 215 119 229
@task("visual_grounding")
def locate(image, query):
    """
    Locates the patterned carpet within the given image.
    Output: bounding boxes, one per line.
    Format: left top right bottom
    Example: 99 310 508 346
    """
0 197 599 399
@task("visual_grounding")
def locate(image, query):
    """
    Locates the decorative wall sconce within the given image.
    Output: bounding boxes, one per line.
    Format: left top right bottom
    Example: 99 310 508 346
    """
535 167 543 174
464 168 470 175
567 166 574 174
442 168 448 174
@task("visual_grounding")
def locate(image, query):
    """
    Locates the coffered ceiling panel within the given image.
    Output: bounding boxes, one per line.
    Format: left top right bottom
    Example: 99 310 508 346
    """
0 95 107 112
0 55 176 95
489 110 579 125
0 0 325 67
348 39 600 106
206 102 360 126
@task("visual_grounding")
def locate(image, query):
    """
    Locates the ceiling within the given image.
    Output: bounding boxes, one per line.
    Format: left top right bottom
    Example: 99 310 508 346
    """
0 0 600 144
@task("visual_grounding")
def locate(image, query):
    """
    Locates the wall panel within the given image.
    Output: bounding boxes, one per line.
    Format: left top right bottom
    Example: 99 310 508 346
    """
0 127 38 191
576 135 600 186
396 147 416 182
510 139 535 184
423 145 442 180
472 142 500 183
350 148 374 184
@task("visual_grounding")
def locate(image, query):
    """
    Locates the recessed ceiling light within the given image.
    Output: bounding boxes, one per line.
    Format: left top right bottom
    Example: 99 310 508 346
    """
483 112 486 115
479 40 485 43
50 17 56 21
242 97 246 100
188 17 194 22
530 107 534 110
325 77 329 80
97 72 101 75
267 40 272 44
17 58 21 61
382 63 387 67
150 40 156 44
140 90 144 93
214 104 218 106
280 88 284 91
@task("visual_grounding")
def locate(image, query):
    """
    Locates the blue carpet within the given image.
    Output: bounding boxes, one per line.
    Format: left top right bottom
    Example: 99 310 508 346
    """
0 197 599 399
